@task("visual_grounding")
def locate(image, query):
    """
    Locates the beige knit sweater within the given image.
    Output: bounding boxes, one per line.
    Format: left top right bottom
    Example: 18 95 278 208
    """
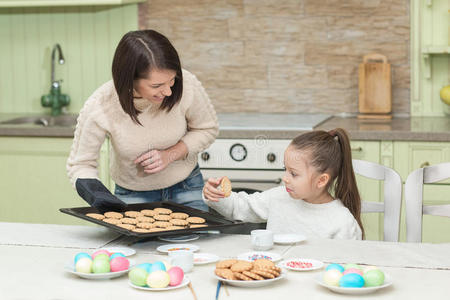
67 69 219 191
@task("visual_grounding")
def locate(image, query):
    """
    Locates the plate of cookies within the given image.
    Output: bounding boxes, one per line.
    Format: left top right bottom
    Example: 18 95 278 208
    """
214 259 285 287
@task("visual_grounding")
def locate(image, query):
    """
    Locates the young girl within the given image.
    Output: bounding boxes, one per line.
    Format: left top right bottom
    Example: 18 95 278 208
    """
202 128 364 240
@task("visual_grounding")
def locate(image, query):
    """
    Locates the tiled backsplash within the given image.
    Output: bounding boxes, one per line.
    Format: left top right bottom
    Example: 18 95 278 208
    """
139 0 410 115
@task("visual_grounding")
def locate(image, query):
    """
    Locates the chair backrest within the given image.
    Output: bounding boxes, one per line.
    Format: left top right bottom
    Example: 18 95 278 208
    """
405 162 450 243
352 159 402 242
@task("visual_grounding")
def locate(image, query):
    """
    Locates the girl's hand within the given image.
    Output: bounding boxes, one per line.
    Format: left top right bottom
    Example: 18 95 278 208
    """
203 177 226 202
134 149 171 174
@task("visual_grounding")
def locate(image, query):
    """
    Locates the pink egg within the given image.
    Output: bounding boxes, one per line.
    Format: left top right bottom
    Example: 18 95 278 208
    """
167 266 184 286
92 249 110 259
343 268 364 276
110 257 130 272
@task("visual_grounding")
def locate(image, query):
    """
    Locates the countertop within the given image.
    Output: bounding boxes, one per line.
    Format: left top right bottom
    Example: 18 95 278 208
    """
1 222 450 299
0 113 449 141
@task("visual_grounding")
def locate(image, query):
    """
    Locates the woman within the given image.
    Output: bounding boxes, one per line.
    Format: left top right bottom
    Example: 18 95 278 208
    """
67 30 218 211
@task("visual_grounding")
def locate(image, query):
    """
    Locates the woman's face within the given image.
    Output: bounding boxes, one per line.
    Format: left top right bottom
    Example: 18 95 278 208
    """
134 68 176 104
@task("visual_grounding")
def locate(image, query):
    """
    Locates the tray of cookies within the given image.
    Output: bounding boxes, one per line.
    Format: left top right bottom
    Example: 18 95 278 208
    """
60 201 246 238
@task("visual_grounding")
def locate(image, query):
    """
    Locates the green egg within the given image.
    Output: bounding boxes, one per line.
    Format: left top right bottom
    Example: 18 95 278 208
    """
92 258 111 273
94 253 110 261
129 268 148 287
343 263 362 270
363 269 385 287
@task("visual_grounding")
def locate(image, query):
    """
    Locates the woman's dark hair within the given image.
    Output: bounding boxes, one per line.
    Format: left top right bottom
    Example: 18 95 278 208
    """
112 30 183 124
290 128 365 239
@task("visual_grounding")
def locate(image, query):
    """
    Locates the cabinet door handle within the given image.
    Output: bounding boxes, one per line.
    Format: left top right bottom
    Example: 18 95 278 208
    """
420 161 430 168
351 147 363 152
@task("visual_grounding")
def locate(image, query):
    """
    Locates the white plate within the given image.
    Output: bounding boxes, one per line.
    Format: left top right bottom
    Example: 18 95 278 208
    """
194 253 220 265
214 271 285 288
158 234 199 243
156 243 200 254
237 251 282 262
273 233 306 245
101 247 136 257
65 259 134 280
129 277 190 291
314 273 393 295
280 258 324 271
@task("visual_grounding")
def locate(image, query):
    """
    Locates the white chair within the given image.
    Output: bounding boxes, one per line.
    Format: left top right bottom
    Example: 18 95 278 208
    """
405 162 450 243
352 159 402 242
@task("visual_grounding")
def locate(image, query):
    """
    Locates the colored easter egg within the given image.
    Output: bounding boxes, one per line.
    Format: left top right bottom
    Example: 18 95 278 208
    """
339 273 365 288
94 253 110 261
323 269 343 286
162 260 172 271
363 265 379 273
343 268 363 276
75 257 92 273
92 258 111 273
167 266 184 286
74 252 91 265
129 268 148 287
150 261 166 273
363 269 385 287
110 257 130 272
147 270 170 288
325 263 344 273
136 263 152 273
110 252 126 260
92 249 110 259
343 263 362 270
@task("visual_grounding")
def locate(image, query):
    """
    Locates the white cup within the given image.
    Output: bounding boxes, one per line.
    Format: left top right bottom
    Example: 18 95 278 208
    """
168 250 194 273
251 229 274 251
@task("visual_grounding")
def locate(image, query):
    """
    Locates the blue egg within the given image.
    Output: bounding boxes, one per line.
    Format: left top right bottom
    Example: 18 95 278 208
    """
150 261 166 273
325 263 344 273
110 252 126 260
74 252 91 265
136 263 152 273
339 273 365 288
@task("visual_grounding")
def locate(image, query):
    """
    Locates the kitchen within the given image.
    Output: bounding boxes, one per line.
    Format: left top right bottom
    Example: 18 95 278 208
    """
1 0 450 299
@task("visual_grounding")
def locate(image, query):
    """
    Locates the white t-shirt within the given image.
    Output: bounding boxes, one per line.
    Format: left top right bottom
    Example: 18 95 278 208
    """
204 186 362 240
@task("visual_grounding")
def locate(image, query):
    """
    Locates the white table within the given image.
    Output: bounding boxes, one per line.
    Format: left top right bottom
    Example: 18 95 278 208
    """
1 222 450 300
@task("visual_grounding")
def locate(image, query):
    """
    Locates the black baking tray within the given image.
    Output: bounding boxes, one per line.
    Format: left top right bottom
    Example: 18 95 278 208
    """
60 201 247 238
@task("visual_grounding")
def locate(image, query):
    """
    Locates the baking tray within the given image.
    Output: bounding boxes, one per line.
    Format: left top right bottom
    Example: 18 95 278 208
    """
60 201 246 238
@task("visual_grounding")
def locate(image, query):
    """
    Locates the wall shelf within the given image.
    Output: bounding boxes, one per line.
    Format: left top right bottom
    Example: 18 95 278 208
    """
422 46 450 79
0 0 145 7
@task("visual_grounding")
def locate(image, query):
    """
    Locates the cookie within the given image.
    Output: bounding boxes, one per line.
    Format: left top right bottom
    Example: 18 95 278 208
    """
186 217 206 224
166 226 184 230
121 217 138 225
124 211 143 218
104 212 123 219
253 267 280 277
116 223 136 230
215 268 236 280
233 272 253 281
103 218 122 225
253 259 275 269
190 224 207 228
86 213 105 220
220 176 232 197
153 208 172 215
230 261 253 272
243 271 265 280
140 209 156 216
136 222 156 229
153 221 171 228
136 216 155 223
216 259 238 269
251 269 275 279
170 219 189 226
132 228 151 233
153 214 172 221
170 212 189 219
253 265 281 273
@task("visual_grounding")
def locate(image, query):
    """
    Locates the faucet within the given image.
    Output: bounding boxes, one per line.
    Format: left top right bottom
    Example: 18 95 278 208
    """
41 44 70 116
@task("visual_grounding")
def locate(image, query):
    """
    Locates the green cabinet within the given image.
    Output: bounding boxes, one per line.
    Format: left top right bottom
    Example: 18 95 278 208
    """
0 137 110 225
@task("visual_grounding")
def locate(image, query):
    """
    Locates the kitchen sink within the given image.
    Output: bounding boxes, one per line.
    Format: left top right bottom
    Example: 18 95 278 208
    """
0 114 78 127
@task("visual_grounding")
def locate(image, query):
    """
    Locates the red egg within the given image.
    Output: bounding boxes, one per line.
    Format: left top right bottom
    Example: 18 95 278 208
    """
92 249 110 259
167 266 184 286
343 268 364 276
110 256 130 272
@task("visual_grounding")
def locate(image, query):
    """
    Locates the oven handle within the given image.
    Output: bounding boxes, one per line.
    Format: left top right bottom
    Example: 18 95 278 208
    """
229 178 283 184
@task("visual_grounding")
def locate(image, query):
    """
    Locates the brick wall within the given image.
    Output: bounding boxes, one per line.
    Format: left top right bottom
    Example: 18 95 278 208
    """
138 0 410 115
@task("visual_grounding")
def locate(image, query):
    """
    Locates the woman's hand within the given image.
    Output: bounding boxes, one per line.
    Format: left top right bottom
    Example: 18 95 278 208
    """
134 149 171 174
203 177 226 202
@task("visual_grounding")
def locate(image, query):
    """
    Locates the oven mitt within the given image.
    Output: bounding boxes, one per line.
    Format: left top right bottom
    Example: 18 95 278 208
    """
75 178 127 212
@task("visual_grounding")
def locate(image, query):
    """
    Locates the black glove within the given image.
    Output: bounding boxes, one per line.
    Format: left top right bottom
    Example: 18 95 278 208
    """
75 178 127 212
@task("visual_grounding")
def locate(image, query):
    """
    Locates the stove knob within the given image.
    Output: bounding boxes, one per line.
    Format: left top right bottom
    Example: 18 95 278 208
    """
201 152 210 161
267 153 276 163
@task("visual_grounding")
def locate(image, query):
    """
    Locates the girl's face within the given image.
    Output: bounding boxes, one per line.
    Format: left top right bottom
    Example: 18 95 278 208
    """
134 68 176 104
282 146 329 202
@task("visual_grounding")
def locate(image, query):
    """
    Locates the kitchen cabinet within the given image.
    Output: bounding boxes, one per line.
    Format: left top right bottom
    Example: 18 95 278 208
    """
0 137 110 225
